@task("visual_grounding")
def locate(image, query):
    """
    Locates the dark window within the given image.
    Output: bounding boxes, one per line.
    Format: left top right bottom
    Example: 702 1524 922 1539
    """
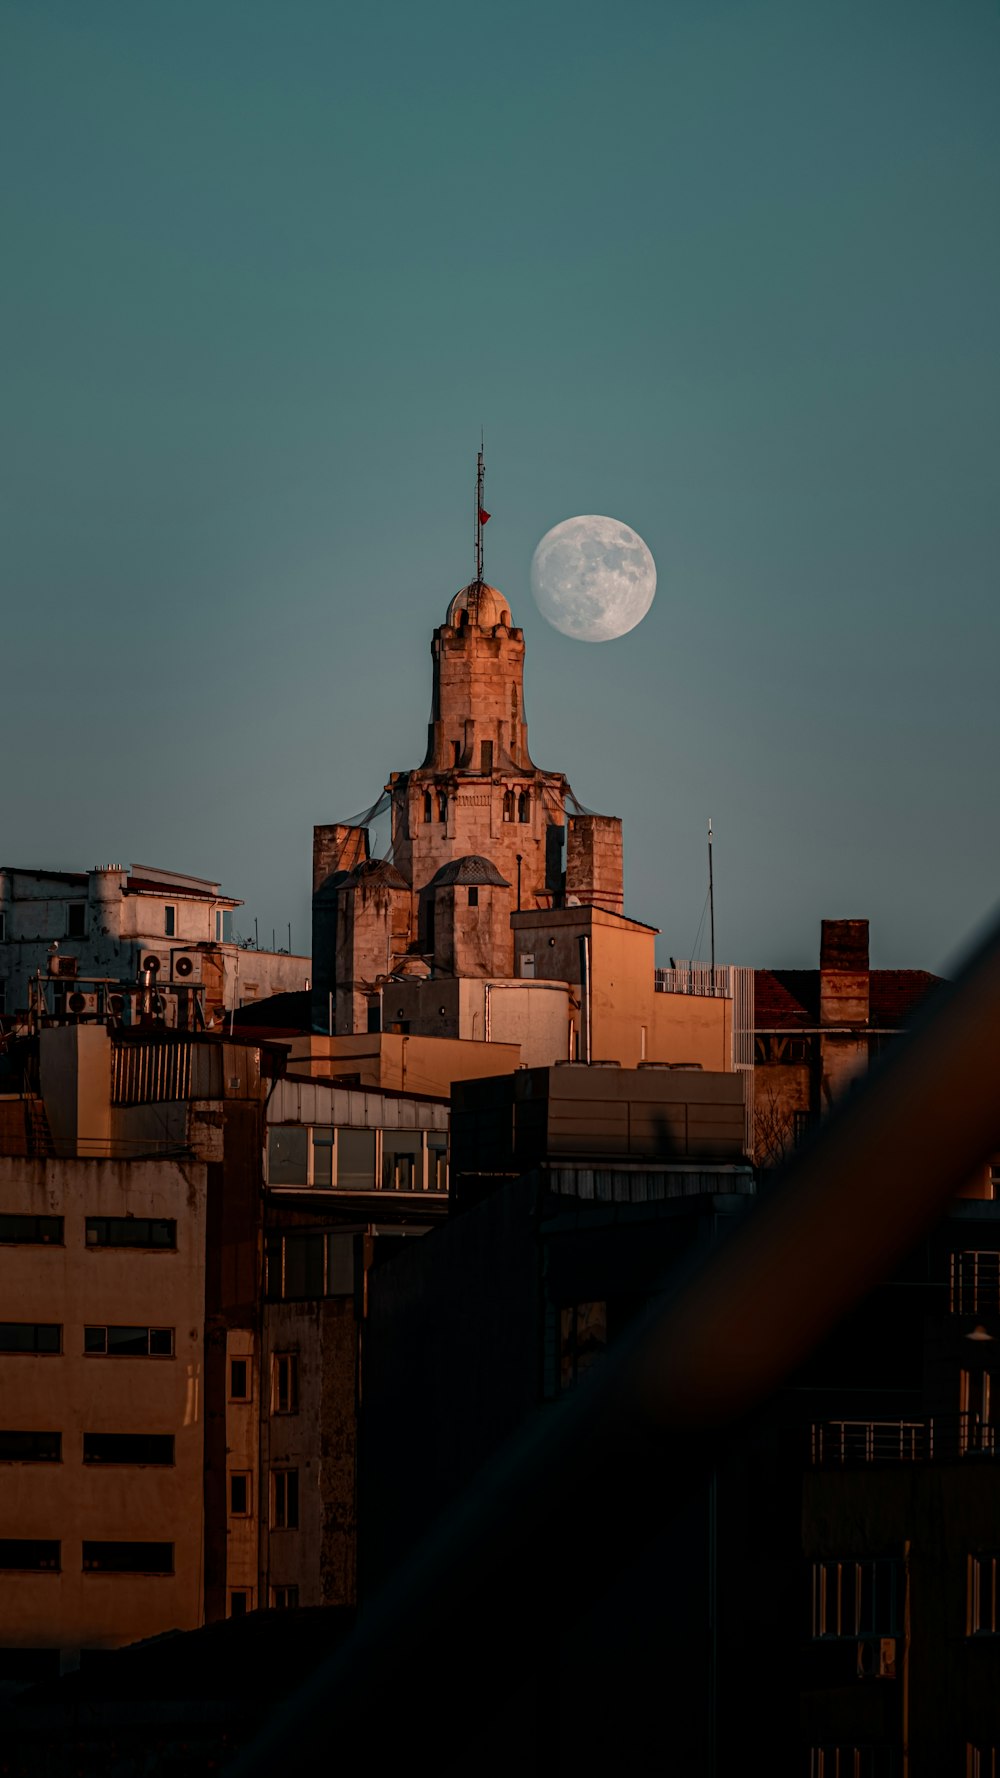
230 1358 250 1400
0 1431 61 1463
164 906 176 937
312 1126 334 1186
382 1133 423 1192
428 1132 447 1191
503 790 515 822
273 1353 299 1414
266 1233 354 1301
366 997 382 1034
425 899 436 955
272 1470 299 1530
272 1584 299 1609
0 1323 61 1354
230 1473 251 1515
423 791 432 822
284 1233 326 1298
83 1434 174 1465
518 790 530 823
268 1126 309 1186
339 1128 376 1188
811 1559 900 1638
230 1589 251 1616
969 1553 1000 1635
85 1217 176 1250
480 740 493 774
0 1540 60 1572
0 1215 63 1246
437 793 447 823
452 741 461 766
84 1326 174 1357
82 1541 173 1574
67 903 86 938
468 886 479 907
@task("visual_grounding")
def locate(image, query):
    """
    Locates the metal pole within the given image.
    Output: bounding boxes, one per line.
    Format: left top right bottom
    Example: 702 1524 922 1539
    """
516 853 522 912
708 818 715 978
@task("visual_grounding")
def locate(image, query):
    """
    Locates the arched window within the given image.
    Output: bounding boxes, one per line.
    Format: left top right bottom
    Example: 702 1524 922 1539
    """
502 790 515 823
518 791 530 823
437 793 448 823
423 792 433 823
452 740 462 767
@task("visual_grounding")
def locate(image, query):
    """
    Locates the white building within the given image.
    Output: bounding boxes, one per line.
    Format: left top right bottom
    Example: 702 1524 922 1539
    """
0 864 309 1027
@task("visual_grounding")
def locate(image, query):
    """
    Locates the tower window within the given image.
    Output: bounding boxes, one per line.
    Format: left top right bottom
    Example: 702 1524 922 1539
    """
423 792 432 823
437 794 447 823
452 741 462 767
480 741 493 775
518 791 530 823
164 906 176 938
503 791 515 823
468 887 479 907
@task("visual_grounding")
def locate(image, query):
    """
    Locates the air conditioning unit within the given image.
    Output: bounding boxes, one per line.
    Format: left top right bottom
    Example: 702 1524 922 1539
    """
65 991 99 1016
49 954 78 979
107 990 143 1023
139 952 168 979
857 1637 896 1680
172 952 204 983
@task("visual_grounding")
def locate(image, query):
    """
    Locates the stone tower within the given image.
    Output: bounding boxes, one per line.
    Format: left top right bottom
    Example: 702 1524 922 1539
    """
313 553 624 1033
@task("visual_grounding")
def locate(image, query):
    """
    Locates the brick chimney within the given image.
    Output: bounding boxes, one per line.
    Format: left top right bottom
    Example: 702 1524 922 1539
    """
819 919 870 1026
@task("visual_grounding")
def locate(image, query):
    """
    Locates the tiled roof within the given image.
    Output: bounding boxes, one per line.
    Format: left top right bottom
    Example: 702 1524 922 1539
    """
753 968 943 1029
126 875 236 902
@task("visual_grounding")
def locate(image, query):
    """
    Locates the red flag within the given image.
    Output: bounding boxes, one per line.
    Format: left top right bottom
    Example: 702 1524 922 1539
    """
478 508 491 525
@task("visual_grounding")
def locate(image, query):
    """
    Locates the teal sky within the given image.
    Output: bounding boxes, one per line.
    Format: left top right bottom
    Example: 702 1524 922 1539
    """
3 0 998 972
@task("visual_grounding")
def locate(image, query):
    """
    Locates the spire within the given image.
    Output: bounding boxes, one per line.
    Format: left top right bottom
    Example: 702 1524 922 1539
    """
474 435 490 584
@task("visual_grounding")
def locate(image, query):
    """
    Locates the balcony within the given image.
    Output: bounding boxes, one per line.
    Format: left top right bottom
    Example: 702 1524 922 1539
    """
811 1416 998 1464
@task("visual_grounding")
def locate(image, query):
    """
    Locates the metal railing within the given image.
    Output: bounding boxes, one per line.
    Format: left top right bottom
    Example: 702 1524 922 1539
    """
811 1416 999 1464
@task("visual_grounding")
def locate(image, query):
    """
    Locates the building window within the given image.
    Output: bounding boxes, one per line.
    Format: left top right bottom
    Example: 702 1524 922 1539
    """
437 793 447 823
268 1125 309 1187
83 1434 174 1465
0 1323 61 1354
230 1589 252 1616
164 906 176 937
265 1232 354 1302
428 1132 447 1191
272 1469 299 1530
337 1127 376 1187
84 1326 174 1357
480 740 493 774
366 997 382 1034
503 790 515 822
0 1214 63 1245
452 741 462 766
312 1126 334 1186
952 1251 1000 1315
423 791 433 822
967 1749 999 1778
271 1584 299 1609
811 1559 899 1638
82 1541 173 1575
85 1217 176 1250
468 886 479 907
961 1369 996 1454
230 1357 250 1401
273 1353 299 1414
382 1132 424 1192
969 1554 1000 1635
67 903 87 938
518 790 530 823
0 1431 61 1463
0 1540 60 1572
230 1473 252 1516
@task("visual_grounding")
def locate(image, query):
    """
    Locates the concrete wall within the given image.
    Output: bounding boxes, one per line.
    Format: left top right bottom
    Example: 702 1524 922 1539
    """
285 1033 520 1098
0 1155 208 1654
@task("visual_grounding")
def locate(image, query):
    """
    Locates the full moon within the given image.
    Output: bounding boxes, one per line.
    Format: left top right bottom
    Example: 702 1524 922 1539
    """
530 514 656 642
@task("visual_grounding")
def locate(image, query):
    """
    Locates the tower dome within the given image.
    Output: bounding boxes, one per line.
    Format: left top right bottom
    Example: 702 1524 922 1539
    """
446 581 512 630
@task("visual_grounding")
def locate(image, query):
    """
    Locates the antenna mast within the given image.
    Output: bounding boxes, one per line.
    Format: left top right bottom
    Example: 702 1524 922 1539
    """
708 817 715 975
475 438 485 584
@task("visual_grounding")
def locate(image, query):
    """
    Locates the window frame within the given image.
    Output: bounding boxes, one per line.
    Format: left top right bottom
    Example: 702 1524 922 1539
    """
0 1323 61 1355
229 1472 252 1517
810 1557 900 1640
82 1541 174 1576
229 1356 251 1401
0 1431 61 1463
271 1584 299 1609
0 1539 60 1572
82 1433 175 1467
271 1468 299 1530
0 1214 63 1246
163 905 176 937
969 1552 1000 1636
272 1352 300 1415
85 1216 177 1251
83 1325 174 1358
